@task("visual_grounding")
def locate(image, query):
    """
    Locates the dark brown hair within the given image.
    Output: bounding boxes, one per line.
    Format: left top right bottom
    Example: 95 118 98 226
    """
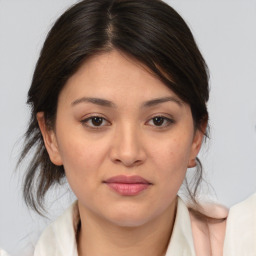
19 0 209 214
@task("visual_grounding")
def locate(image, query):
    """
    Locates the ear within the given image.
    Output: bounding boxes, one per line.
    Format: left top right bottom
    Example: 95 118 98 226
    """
188 122 207 168
37 112 63 166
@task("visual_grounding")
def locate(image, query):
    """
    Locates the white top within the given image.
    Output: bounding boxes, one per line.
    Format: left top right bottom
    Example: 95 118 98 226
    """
0 249 9 256
224 193 256 256
4 194 256 255
34 197 197 256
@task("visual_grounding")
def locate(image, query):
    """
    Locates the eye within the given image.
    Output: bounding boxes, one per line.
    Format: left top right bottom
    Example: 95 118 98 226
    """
81 116 110 128
147 116 174 128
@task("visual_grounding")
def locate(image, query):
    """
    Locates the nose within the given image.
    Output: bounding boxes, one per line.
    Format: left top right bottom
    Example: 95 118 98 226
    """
109 123 146 167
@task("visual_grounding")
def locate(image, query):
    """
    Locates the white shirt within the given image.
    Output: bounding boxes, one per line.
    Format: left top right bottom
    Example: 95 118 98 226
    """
34 197 197 256
224 193 256 256
0 249 9 256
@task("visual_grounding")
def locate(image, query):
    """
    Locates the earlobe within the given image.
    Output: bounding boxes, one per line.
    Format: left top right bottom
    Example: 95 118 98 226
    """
188 127 206 168
37 112 63 166
188 158 196 168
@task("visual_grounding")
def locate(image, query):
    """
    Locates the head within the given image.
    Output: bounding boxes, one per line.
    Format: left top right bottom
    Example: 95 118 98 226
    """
20 0 209 217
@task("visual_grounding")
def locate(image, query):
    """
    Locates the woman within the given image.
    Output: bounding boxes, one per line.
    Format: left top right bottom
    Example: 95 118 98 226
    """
19 0 227 255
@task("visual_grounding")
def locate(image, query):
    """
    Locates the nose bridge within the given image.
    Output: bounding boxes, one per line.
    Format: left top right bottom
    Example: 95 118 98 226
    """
110 121 145 166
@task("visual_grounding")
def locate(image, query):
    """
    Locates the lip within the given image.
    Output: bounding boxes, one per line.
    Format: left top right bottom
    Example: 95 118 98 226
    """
103 175 152 196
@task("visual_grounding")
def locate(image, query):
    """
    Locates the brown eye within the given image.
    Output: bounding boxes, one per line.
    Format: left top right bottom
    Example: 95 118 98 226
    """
81 116 110 129
152 117 165 126
147 116 174 128
91 117 103 126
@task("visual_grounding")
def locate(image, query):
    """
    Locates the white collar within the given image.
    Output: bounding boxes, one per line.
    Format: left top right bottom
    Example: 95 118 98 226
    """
34 197 195 256
166 197 196 256
34 201 79 256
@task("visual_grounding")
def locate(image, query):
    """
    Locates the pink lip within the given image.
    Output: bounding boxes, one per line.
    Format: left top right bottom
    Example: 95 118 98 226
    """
103 175 152 196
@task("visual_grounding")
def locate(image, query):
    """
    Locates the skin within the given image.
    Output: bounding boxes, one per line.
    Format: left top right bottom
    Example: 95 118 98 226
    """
37 50 205 256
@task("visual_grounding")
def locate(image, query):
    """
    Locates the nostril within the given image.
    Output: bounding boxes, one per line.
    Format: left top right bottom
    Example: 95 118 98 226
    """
112 157 143 167
109 135 146 166
114 159 122 163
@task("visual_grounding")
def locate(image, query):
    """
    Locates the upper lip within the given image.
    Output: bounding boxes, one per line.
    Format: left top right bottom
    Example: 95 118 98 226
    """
104 175 152 184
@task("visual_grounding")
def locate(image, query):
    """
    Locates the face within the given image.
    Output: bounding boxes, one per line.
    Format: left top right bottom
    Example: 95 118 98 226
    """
38 50 204 227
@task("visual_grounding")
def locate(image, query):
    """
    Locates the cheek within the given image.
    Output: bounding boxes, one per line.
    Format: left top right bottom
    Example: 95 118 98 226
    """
56 133 109 180
152 136 191 168
148 134 192 184
57 137 108 202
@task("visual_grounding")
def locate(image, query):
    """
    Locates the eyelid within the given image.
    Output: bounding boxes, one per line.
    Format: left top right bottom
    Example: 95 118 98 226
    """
80 113 175 129
145 114 175 128
80 114 111 129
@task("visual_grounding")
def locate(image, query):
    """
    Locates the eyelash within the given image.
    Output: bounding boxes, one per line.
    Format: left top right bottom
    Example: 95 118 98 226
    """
80 115 175 129
146 115 175 128
81 116 111 129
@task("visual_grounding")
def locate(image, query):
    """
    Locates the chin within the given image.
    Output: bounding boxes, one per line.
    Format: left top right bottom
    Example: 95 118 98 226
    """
103 207 155 228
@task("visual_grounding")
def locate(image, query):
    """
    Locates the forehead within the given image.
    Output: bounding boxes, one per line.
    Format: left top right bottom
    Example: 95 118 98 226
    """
60 50 180 104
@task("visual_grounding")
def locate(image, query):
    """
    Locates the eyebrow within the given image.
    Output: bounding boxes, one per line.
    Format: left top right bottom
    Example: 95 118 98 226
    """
71 97 117 107
142 96 183 108
71 96 183 108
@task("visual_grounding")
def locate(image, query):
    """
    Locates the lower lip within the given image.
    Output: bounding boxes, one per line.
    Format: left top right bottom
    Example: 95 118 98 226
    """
105 183 151 196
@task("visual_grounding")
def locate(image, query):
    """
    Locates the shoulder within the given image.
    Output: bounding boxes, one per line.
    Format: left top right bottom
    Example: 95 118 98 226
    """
228 193 256 215
188 201 228 256
34 201 79 256
224 193 256 255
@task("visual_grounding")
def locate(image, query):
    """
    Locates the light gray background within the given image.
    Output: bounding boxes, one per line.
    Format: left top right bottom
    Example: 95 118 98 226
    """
1 0 256 254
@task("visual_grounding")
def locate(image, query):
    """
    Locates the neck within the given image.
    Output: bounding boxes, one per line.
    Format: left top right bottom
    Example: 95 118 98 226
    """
77 198 177 256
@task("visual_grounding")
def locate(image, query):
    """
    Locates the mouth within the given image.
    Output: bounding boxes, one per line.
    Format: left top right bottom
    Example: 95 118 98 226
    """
103 175 152 196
